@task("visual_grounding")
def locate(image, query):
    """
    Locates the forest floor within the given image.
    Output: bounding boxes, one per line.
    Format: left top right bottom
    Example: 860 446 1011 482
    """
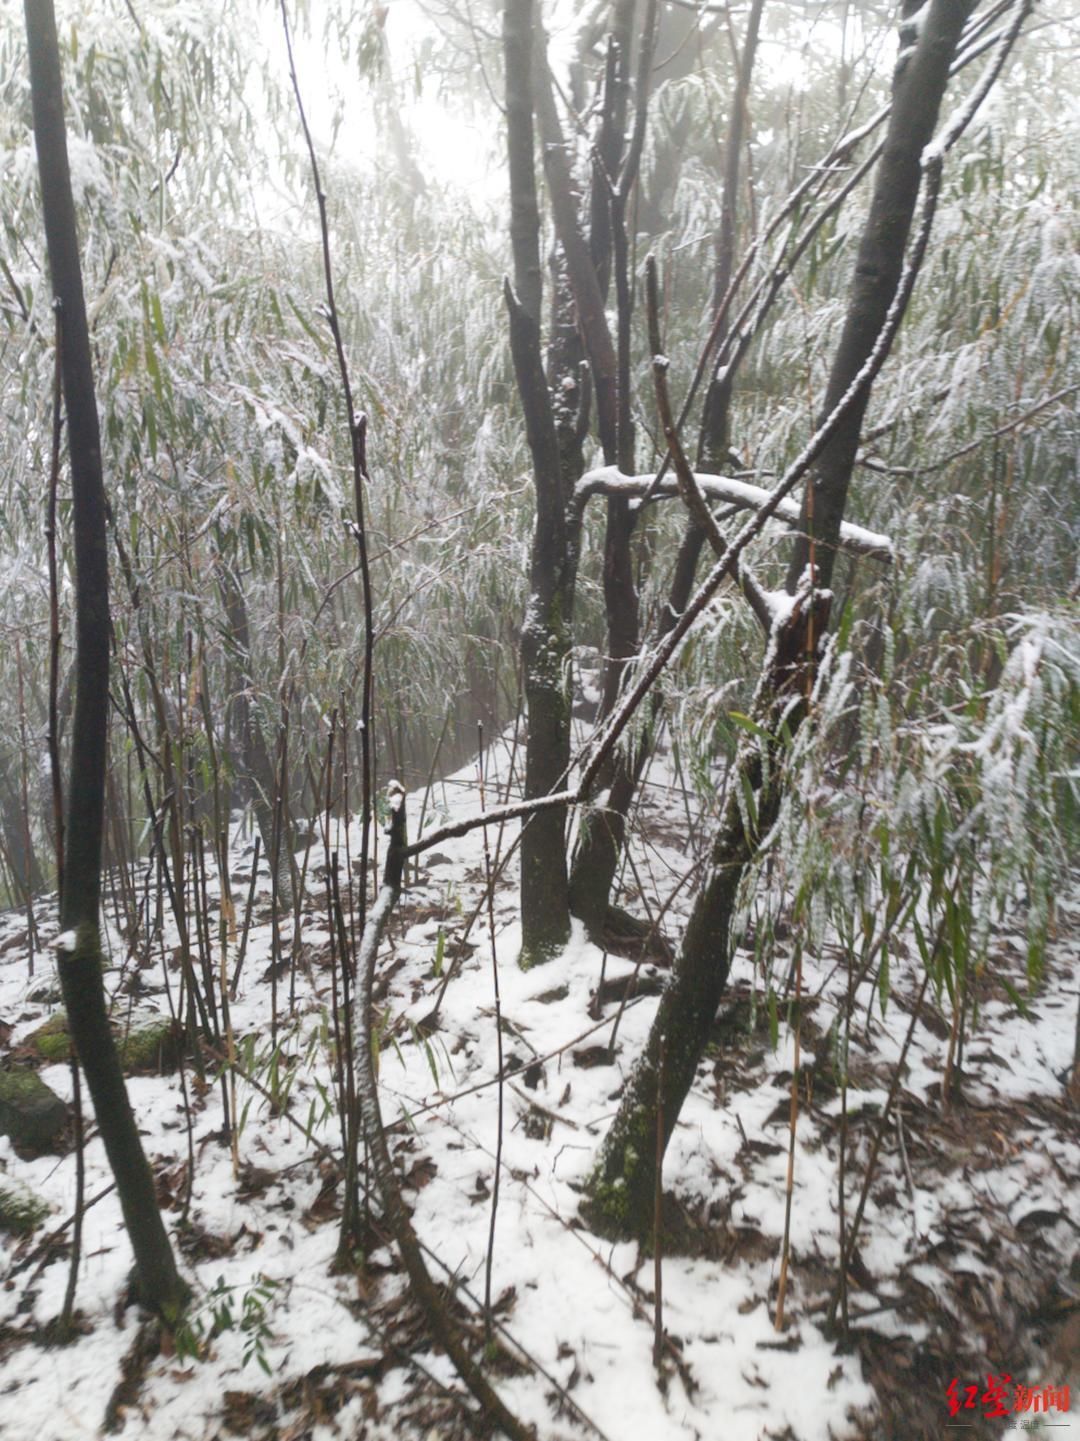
0 735 1078 1441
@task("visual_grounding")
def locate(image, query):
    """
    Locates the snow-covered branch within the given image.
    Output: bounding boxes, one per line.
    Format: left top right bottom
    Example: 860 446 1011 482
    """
576 465 893 561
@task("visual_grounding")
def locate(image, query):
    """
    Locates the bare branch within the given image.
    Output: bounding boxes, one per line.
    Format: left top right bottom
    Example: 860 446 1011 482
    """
644 254 773 632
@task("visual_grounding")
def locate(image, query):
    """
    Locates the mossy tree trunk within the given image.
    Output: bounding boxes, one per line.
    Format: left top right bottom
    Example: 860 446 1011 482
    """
25 0 187 1321
582 0 971 1241
581 592 828 1238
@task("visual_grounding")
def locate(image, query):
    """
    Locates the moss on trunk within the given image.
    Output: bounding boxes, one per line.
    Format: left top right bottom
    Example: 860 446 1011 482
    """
581 594 826 1240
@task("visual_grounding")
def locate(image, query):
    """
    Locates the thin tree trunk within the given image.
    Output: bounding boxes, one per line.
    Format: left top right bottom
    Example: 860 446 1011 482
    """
218 563 294 908
24 0 186 1320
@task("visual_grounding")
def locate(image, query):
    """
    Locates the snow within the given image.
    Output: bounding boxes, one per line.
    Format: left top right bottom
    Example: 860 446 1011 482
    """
761 587 798 629
0 736 1077 1440
577 465 893 560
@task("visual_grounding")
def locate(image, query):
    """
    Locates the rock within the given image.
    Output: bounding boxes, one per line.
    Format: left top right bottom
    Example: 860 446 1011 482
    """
0 1069 68 1151
28 1012 71 1063
0 1172 49 1234
27 984 62 1005
25 1008 184 1074
117 1012 183 1074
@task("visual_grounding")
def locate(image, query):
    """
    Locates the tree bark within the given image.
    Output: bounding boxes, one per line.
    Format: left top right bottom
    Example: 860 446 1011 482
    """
25 0 187 1319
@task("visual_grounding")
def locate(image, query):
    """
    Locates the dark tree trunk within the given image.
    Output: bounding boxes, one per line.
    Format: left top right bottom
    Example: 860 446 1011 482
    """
505 0 574 965
25 0 187 1321
583 0 971 1241
569 0 761 937
218 563 294 907
581 589 828 1239
786 0 973 595
533 28 645 779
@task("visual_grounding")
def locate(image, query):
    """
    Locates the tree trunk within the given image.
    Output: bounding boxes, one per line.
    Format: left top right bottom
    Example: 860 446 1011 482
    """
0 766 45 899
218 563 294 908
785 0 973 595
25 0 187 1321
581 592 828 1238
505 0 574 966
583 0 971 1241
568 0 762 938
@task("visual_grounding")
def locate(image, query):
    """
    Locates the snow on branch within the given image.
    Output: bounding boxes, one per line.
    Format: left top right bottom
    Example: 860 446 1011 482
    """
576 465 893 562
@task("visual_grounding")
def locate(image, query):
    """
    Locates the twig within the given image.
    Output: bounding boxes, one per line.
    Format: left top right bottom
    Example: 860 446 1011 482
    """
775 943 804 1331
477 725 505 1347
826 941 939 1333
653 1034 665 1370
59 1053 84 1333
895 1108 916 1212
507 1082 579 1130
229 833 261 998
389 999 647 1128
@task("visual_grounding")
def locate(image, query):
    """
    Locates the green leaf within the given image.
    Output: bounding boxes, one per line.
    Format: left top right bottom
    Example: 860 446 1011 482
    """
151 290 166 345
998 974 1031 1019
729 710 771 744
1027 927 1046 985
285 293 324 345
739 769 758 835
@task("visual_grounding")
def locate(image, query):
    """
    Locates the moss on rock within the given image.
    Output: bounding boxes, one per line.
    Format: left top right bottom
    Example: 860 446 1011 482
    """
117 1014 183 1074
0 1174 49 1235
0 1068 68 1151
26 1008 183 1074
29 1011 72 1063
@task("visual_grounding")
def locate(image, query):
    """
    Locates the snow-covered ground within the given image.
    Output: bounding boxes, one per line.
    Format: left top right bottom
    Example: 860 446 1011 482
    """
1 736 1077 1440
